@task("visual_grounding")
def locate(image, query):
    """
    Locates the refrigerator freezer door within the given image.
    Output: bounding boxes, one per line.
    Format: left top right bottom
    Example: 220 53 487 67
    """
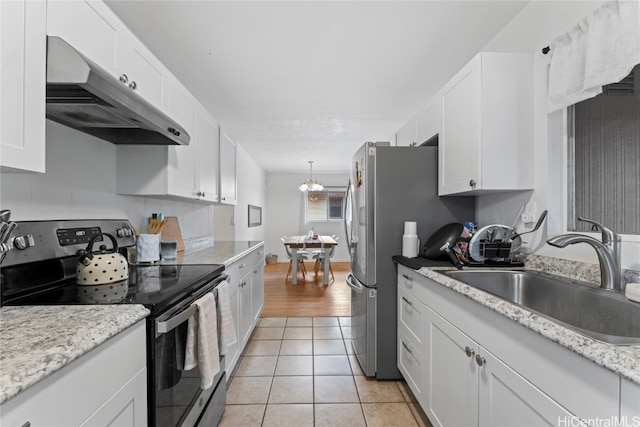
346 272 376 377
349 142 381 287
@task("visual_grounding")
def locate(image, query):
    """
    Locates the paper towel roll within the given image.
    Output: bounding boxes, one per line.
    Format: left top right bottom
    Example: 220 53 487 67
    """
404 221 417 235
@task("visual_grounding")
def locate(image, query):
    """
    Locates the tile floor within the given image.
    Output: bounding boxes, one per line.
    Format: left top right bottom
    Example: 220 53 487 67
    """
220 316 431 427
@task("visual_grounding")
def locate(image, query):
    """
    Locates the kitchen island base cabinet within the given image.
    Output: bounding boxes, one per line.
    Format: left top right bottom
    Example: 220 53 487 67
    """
396 265 622 425
0 321 147 427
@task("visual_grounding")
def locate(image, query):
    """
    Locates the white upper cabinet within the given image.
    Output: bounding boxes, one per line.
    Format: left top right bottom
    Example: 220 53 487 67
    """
219 130 237 205
396 98 441 147
47 0 165 109
166 82 199 199
115 31 165 108
439 52 534 195
47 0 118 75
116 81 221 203
1 0 46 173
195 107 220 202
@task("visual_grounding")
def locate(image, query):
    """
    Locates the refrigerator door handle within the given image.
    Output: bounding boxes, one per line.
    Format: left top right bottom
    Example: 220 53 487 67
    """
344 179 352 249
346 272 364 294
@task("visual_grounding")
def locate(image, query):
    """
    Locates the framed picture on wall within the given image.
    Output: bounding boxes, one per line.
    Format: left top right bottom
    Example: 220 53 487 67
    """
248 205 262 227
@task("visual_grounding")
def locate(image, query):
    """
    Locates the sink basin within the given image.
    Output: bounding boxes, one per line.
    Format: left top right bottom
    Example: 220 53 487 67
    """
442 269 640 345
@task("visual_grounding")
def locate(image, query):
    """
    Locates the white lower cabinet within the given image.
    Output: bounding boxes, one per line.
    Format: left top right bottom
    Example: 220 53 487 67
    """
427 308 570 427
224 244 265 375
397 265 624 425
621 379 640 418
0 321 147 427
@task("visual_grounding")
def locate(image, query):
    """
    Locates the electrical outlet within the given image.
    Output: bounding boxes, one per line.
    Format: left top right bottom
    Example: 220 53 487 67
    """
521 213 535 223
522 202 537 224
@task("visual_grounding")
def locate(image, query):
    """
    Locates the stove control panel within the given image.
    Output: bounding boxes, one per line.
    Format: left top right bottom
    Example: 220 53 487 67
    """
1 220 136 267
57 227 103 246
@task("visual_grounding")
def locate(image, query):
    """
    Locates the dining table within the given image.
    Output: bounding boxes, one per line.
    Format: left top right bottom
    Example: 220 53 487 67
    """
282 235 338 285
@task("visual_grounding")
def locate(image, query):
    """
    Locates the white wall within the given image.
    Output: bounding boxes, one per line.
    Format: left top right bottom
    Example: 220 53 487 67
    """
233 143 267 241
265 172 349 263
473 1 639 270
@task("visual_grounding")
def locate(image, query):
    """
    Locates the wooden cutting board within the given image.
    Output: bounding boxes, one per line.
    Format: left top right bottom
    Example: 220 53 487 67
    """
160 216 185 252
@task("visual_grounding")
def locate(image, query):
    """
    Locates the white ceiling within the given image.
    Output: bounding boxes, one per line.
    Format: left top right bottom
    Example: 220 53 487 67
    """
105 1 530 173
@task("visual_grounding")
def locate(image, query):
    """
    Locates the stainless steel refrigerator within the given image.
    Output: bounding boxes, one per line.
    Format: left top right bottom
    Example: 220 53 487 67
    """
344 141 475 379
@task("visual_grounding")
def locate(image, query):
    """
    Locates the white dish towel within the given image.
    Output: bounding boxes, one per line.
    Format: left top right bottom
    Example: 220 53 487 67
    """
184 292 220 389
216 280 238 355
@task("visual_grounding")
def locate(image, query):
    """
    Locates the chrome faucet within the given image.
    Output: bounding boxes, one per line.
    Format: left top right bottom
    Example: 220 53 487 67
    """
546 217 622 291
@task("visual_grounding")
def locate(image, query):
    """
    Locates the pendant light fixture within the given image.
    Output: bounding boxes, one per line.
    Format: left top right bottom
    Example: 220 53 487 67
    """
299 160 324 192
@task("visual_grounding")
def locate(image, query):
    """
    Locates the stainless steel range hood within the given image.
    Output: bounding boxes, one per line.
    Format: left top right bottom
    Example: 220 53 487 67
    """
46 36 190 146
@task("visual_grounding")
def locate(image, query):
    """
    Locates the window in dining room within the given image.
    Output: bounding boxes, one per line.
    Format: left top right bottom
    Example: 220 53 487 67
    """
306 187 346 221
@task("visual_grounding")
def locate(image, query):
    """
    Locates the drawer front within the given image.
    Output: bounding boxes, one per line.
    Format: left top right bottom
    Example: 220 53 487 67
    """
398 265 429 306
398 286 426 346
250 246 265 269
398 328 425 402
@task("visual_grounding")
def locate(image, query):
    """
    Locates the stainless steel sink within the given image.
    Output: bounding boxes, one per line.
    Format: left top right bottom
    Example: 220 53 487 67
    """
442 269 640 345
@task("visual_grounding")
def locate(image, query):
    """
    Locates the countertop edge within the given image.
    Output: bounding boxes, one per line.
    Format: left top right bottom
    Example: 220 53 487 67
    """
223 241 265 266
396 261 640 385
0 305 150 405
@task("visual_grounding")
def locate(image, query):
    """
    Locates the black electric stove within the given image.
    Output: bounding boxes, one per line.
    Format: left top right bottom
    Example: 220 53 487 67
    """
0 219 224 316
0 219 229 427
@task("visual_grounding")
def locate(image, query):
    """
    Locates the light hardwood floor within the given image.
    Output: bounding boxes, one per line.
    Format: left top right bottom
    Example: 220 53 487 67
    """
262 261 351 317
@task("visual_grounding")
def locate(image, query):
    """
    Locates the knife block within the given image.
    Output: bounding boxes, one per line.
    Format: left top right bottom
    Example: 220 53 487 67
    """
160 217 185 252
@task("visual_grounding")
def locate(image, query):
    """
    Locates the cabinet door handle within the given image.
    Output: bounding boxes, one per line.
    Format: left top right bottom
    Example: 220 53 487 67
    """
21 422 31 427
401 296 413 307
129 81 137 90
469 179 477 187
464 346 475 358
239 263 246 269
475 354 486 366
402 341 413 354
119 73 129 84
402 273 412 281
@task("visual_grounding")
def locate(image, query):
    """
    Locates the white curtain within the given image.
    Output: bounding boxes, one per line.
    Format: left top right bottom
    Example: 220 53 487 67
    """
548 0 640 112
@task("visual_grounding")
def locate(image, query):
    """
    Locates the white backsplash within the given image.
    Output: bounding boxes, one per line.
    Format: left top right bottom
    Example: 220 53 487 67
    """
0 120 214 239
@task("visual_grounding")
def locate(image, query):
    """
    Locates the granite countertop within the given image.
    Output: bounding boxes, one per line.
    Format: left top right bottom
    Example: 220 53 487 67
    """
0 240 262 406
0 305 149 405
396 254 640 385
162 240 264 266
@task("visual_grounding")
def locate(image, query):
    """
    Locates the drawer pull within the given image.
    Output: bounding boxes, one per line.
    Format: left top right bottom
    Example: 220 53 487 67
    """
402 296 413 307
402 273 413 281
21 423 31 427
239 263 246 269
475 354 486 366
402 341 413 354
464 346 475 358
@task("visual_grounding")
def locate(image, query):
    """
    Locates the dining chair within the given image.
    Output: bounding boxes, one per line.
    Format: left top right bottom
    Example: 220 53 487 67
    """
281 237 308 282
312 235 338 282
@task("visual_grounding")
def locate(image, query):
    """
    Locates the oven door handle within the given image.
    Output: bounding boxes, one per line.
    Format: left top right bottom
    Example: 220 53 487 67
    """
156 304 197 335
155 274 228 335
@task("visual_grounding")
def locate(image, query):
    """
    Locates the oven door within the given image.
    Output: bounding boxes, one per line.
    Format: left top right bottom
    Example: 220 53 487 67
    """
150 287 226 427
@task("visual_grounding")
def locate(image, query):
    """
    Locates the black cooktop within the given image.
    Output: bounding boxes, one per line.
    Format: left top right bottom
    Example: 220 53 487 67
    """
2 261 225 316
